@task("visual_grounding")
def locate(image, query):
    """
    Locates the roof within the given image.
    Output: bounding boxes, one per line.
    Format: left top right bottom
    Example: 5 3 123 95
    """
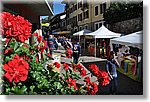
1 0 54 19
85 25 121 38
110 31 143 49
73 29 92 36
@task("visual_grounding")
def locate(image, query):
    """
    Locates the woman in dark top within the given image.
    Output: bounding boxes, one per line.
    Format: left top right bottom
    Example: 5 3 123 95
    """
106 51 120 95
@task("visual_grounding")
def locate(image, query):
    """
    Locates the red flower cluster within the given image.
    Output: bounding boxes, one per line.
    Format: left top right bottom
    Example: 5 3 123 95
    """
87 82 98 95
34 32 42 43
77 64 86 77
63 63 69 70
1 12 32 43
84 76 91 85
66 48 73 58
54 62 60 69
84 76 98 95
66 77 77 90
39 40 47 53
89 64 100 76
34 39 47 53
89 64 110 86
3 55 29 83
97 71 110 86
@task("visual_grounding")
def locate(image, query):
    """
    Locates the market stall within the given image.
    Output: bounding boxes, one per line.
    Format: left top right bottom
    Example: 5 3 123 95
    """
110 31 143 82
110 31 142 50
85 25 121 57
73 29 92 48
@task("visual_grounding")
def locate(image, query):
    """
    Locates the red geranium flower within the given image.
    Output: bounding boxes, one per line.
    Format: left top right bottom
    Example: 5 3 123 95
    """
84 76 91 85
89 64 100 76
3 54 29 83
88 82 98 95
22 44 29 49
89 64 110 86
97 71 110 86
54 62 60 69
36 56 39 62
66 77 77 90
1 12 32 43
63 63 69 70
39 40 46 53
80 69 86 77
66 48 73 58
37 35 42 43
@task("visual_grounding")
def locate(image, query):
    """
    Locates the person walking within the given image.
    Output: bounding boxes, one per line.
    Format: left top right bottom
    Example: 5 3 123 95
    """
106 51 120 95
72 41 81 64
48 35 55 55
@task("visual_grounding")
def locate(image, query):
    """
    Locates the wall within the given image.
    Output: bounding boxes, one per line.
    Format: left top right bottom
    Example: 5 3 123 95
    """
109 17 143 34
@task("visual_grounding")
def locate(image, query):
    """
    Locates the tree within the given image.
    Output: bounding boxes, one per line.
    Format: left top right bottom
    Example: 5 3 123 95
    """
103 1 143 24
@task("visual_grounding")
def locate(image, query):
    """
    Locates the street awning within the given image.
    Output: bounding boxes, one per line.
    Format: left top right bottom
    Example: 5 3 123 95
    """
2 0 54 23
42 23 50 27
52 31 71 35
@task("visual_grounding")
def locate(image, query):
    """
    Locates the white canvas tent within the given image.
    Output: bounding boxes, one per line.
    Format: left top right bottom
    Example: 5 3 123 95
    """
73 29 92 41
73 29 92 36
110 31 143 50
85 25 121 57
85 25 121 38
73 29 92 48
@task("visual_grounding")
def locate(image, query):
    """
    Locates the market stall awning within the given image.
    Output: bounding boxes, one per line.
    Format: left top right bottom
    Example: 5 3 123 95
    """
42 23 50 27
85 25 121 38
110 31 143 49
73 29 92 36
52 31 71 35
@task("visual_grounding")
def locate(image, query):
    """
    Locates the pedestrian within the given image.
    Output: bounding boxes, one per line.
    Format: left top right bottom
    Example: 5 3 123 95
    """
48 35 55 55
106 51 120 95
44 37 48 53
72 41 81 64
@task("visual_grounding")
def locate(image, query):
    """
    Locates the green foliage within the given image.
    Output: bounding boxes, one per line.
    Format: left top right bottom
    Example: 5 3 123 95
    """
1 38 88 95
103 1 143 23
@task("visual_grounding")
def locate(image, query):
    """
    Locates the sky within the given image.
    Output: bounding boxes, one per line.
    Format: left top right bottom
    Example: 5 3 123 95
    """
42 0 65 19
53 0 66 15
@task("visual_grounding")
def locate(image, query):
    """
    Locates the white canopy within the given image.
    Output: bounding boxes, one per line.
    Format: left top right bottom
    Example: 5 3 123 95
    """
85 25 121 38
73 29 92 36
110 31 143 49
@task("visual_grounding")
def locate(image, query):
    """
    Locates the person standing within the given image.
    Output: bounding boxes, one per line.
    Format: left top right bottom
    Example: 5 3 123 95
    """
48 35 55 55
44 37 48 53
72 41 81 64
106 51 120 95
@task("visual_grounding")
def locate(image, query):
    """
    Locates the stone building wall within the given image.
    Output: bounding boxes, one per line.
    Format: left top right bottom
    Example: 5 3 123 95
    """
108 17 143 34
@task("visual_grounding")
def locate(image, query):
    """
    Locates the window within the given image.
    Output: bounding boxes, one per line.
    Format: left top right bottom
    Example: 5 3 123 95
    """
75 4 77 11
95 6 98 16
95 22 105 30
78 13 82 21
99 23 102 28
79 26 83 30
103 3 106 13
100 2 107 14
74 27 78 32
84 25 88 29
95 23 99 30
62 21 66 27
83 10 89 19
73 16 77 25
82 0 89 10
78 1 82 9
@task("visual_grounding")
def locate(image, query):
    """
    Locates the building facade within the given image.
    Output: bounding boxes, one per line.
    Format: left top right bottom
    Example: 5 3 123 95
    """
62 0 110 33
50 12 68 34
